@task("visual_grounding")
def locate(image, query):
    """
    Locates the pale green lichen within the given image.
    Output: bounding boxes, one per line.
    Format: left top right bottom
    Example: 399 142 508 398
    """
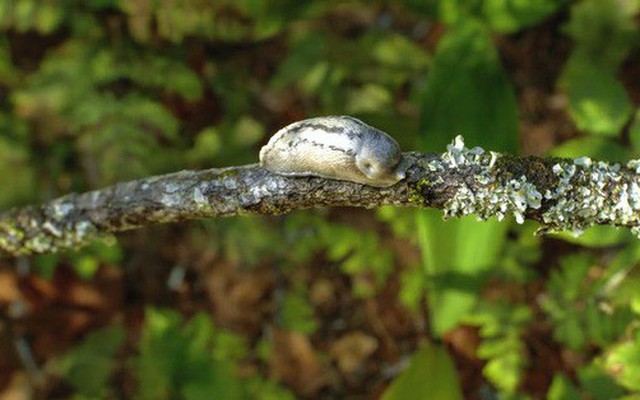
21 219 100 254
542 158 640 237
439 135 542 224
42 221 63 237
51 201 74 219
193 187 207 205
438 137 640 237
0 211 103 255
0 222 23 254
627 159 640 174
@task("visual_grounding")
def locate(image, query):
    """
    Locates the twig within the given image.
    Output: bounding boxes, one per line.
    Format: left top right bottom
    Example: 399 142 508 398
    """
1 137 639 257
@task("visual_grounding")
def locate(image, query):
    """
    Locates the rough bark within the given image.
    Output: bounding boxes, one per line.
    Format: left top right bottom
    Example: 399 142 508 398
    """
1 138 639 257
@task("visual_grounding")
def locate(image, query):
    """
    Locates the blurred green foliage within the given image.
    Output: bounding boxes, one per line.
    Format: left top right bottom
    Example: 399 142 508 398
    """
133 309 244 400
280 281 319 334
53 324 126 399
381 342 463 400
2 0 640 399
549 362 627 400
53 310 297 400
560 0 638 136
282 213 396 297
541 252 636 350
468 302 532 393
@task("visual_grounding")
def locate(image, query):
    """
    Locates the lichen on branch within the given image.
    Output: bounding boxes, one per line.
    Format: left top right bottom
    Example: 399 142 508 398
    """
433 136 640 237
1 137 640 257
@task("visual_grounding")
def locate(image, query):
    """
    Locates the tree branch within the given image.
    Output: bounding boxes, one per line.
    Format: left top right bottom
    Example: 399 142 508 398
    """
1 136 639 257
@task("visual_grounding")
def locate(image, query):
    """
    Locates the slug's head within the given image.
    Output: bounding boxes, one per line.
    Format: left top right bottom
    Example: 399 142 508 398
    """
355 126 405 187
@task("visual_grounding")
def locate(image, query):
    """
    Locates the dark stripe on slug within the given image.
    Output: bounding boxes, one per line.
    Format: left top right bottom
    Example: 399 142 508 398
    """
327 145 353 156
345 131 364 140
287 137 327 150
289 122 360 135
280 135 351 154
284 124 307 135
301 123 345 133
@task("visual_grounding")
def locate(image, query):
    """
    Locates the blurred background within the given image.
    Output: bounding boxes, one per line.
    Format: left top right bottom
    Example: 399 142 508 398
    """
1 0 640 399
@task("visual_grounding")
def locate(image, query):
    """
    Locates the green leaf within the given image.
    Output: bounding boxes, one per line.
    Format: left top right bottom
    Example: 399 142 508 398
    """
15 0 37 32
381 342 463 400
418 212 507 335
271 31 328 92
230 116 265 147
541 252 635 350
34 254 59 280
628 110 640 156
550 226 632 248
280 284 319 334
605 244 640 309
563 0 639 70
402 0 439 17
377 206 418 239
437 0 483 26
604 334 640 390
0 137 36 209
187 127 222 166
371 33 430 71
135 309 184 399
578 362 626 400
482 349 522 392
0 36 19 85
121 53 204 101
65 240 122 278
73 94 181 183
283 215 396 297
201 216 282 267
134 309 244 400
482 0 566 33
430 0 566 33
246 376 297 400
498 223 541 283
466 302 531 393
54 324 125 398
558 0 638 137
419 20 518 152
119 1 303 43
399 265 426 314
346 84 392 114
34 3 64 33
547 374 581 400
212 330 249 362
560 57 632 136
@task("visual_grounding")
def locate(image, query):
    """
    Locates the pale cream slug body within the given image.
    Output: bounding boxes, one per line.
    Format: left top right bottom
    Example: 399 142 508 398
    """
259 116 405 187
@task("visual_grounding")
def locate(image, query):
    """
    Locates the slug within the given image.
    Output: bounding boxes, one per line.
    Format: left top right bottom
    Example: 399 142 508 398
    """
259 115 405 187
